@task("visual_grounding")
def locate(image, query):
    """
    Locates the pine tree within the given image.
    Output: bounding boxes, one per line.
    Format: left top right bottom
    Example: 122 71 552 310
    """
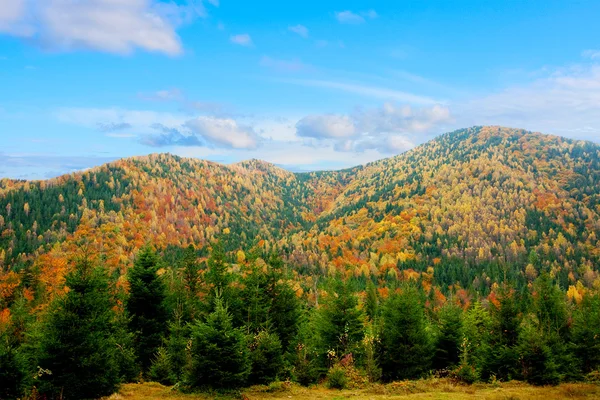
462 302 492 376
365 280 379 321
519 273 573 384
432 303 463 371
126 246 168 373
166 313 189 383
35 258 120 399
248 330 284 385
314 280 364 368
482 284 520 381
186 296 250 389
572 293 600 374
0 330 24 399
380 285 433 381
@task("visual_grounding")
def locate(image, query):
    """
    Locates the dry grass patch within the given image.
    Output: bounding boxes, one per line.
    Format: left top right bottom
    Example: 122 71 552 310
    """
107 380 600 400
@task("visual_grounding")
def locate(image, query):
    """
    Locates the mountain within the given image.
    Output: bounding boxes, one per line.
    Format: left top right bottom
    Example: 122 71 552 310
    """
1 126 600 305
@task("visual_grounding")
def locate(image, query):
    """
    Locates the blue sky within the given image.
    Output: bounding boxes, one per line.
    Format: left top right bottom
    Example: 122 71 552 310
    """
1 0 600 179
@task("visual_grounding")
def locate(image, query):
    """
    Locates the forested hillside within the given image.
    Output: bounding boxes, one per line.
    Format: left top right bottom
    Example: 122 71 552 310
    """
2 126 599 304
2 126 600 398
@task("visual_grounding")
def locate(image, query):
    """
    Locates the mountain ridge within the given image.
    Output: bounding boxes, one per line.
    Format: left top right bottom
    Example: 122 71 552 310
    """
1 125 600 306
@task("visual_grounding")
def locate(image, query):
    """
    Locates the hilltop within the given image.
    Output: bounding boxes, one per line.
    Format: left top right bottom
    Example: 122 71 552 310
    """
1 126 600 304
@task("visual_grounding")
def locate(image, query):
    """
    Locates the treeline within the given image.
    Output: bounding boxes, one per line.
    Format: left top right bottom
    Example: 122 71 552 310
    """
1 241 600 399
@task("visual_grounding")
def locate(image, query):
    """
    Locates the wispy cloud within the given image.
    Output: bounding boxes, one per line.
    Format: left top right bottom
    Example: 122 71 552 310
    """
288 24 308 38
278 78 443 105
0 0 218 55
335 10 378 24
97 122 132 133
296 103 452 153
230 33 253 47
456 64 600 140
582 49 600 60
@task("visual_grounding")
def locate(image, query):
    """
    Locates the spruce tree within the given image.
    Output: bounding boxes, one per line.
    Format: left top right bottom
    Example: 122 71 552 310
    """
314 280 364 368
365 280 379 321
432 303 463 371
0 330 24 400
126 246 168 373
248 330 284 385
462 302 493 376
482 284 520 381
380 285 433 381
35 258 120 399
572 293 600 374
187 296 250 389
518 273 573 384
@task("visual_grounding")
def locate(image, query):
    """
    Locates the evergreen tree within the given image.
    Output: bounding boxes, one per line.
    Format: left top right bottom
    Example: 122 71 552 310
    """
380 285 433 381
34 258 120 399
482 284 520 381
187 296 250 389
462 302 493 377
518 273 573 384
204 241 243 324
314 280 364 368
572 293 600 374
365 280 379 321
166 314 189 384
0 330 24 400
248 330 284 385
432 303 463 371
518 319 561 385
126 246 168 373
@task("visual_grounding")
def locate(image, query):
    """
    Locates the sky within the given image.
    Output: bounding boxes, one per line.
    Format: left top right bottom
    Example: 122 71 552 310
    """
1 0 600 179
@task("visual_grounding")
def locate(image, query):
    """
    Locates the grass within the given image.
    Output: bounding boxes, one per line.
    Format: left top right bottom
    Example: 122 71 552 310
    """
105 379 600 400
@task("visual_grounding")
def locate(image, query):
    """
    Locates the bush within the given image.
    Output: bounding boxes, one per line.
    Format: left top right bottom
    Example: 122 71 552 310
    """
451 363 478 384
326 365 348 389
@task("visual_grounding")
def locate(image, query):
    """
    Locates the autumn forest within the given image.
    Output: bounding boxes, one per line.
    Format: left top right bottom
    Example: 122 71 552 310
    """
1 126 600 399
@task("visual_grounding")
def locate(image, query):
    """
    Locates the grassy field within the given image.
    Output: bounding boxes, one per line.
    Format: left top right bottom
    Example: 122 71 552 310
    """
106 379 600 400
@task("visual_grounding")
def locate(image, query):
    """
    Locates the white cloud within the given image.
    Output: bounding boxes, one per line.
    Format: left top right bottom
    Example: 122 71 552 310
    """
0 0 216 55
230 33 253 47
295 103 451 154
335 11 364 24
335 10 377 24
279 78 442 105
457 64 600 140
260 56 313 72
582 49 600 60
297 115 357 139
288 24 308 38
185 117 259 149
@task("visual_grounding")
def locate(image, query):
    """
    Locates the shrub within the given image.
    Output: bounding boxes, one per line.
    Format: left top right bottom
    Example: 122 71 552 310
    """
326 365 348 389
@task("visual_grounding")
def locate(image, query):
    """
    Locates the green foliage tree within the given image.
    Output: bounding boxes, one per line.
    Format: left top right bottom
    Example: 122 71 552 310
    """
380 285 433 381
186 295 250 389
126 246 168 373
0 330 24 399
482 284 521 381
314 280 364 369
166 314 189 384
365 280 379 321
432 303 463 371
462 302 492 377
34 258 120 399
518 273 573 384
248 330 284 385
572 293 600 373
